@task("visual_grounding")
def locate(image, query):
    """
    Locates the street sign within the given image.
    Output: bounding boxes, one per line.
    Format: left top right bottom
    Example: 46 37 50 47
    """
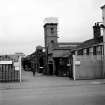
75 61 80 65
14 62 20 67
15 67 20 71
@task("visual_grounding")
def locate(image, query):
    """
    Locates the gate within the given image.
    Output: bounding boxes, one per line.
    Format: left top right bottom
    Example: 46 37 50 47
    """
0 63 19 82
0 55 20 82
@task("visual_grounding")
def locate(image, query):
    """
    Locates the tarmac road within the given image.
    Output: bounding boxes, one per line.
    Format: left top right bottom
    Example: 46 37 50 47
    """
0 71 105 105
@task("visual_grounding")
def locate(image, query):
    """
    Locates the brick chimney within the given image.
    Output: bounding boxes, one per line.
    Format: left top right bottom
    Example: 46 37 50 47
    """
93 23 101 42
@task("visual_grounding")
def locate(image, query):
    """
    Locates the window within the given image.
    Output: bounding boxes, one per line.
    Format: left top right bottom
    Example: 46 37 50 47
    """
86 48 89 55
51 40 55 48
51 28 54 34
93 46 97 55
78 49 83 55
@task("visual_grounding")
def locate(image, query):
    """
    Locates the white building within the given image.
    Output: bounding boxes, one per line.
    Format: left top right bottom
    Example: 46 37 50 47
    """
101 5 105 75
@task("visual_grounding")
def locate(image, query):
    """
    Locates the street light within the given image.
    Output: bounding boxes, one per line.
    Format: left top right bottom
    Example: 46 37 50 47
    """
96 22 105 29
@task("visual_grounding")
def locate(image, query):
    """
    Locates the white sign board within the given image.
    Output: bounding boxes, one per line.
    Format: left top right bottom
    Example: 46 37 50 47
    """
14 62 20 71
67 64 71 66
15 67 20 71
14 62 20 67
75 61 80 65
0 61 12 64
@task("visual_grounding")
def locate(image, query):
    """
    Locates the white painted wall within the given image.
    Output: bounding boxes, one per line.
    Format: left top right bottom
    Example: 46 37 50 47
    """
101 5 105 77
101 6 105 54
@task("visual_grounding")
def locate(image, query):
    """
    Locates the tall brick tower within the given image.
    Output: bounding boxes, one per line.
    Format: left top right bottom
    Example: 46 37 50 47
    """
44 17 58 54
43 17 58 75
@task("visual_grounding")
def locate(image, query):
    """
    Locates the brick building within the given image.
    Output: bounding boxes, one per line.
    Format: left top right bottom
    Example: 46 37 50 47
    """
43 4 105 79
70 22 104 80
43 17 81 76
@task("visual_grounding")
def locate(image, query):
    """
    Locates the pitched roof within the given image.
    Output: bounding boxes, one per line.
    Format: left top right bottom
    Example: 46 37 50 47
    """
58 42 82 45
55 42 82 50
54 47 72 50
72 36 103 51
53 50 70 58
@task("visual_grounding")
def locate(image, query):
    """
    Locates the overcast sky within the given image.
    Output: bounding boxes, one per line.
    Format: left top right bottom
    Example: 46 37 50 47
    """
0 0 105 55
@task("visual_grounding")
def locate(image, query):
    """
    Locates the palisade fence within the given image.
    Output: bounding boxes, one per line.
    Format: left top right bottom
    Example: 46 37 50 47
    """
73 55 104 80
0 55 21 82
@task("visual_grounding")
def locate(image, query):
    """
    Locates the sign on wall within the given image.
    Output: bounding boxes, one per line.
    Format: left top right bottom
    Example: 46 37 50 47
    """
0 61 12 64
75 61 80 65
15 67 20 71
14 62 20 71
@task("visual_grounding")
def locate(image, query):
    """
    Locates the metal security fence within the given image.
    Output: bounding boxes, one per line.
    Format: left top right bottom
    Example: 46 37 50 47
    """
0 55 21 82
72 55 104 80
0 64 20 82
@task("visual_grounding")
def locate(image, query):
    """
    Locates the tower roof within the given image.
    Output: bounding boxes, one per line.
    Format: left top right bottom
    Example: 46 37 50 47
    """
36 45 43 50
44 17 58 25
101 5 105 9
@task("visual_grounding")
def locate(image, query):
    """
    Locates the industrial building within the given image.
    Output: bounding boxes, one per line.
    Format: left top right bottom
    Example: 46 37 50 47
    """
43 4 105 79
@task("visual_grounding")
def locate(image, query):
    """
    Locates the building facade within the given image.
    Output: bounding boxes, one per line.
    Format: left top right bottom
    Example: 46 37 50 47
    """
69 22 104 80
101 5 105 75
43 17 81 76
67 5 105 79
43 5 105 79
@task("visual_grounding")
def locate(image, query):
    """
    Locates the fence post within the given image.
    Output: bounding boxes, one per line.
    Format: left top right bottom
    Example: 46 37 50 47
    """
73 55 76 80
19 56 22 83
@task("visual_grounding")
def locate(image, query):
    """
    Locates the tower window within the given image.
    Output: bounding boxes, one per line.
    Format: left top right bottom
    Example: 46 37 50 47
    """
51 40 54 43
51 40 55 48
51 28 54 34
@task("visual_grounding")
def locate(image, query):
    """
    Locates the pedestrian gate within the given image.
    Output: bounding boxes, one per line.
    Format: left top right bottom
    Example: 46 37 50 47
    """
0 57 20 82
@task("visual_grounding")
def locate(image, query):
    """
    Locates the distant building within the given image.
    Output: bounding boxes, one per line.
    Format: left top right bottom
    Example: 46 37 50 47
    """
70 22 104 80
22 46 46 73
